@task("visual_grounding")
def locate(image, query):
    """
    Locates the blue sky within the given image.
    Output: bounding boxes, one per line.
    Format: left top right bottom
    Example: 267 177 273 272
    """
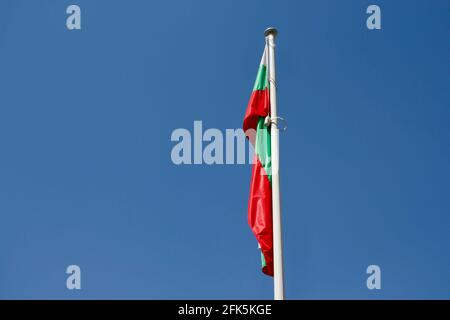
0 0 449 299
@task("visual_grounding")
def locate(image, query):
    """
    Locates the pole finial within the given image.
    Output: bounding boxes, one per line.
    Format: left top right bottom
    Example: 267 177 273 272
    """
264 27 278 38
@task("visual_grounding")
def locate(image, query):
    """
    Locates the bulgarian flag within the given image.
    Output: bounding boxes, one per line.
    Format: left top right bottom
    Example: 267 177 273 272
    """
243 45 273 277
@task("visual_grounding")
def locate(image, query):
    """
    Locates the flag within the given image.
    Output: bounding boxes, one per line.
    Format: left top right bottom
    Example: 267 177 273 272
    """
243 45 273 277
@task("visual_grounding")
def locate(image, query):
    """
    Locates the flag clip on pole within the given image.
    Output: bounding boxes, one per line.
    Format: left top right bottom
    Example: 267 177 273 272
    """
264 27 285 300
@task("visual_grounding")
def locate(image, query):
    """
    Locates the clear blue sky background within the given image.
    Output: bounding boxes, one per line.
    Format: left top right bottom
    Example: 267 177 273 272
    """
0 0 449 299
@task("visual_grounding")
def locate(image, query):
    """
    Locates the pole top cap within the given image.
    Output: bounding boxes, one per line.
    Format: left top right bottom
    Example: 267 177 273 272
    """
264 27 278 38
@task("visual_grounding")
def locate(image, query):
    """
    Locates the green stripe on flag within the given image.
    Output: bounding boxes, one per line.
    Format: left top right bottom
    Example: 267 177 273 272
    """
254 117 272 183
253 65 268 91
261 251 267 269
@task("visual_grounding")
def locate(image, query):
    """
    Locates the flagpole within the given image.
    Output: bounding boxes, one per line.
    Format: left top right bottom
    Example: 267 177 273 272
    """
265 27 285 300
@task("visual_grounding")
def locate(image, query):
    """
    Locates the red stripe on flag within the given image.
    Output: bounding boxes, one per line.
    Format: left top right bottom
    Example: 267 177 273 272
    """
248 156 274 277
243 89 270 137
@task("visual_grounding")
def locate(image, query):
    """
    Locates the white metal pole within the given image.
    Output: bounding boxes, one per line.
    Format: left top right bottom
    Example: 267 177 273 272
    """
265 27 285 300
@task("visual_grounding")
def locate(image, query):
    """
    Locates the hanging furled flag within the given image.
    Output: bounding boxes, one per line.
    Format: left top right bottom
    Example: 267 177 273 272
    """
243 44 274 277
